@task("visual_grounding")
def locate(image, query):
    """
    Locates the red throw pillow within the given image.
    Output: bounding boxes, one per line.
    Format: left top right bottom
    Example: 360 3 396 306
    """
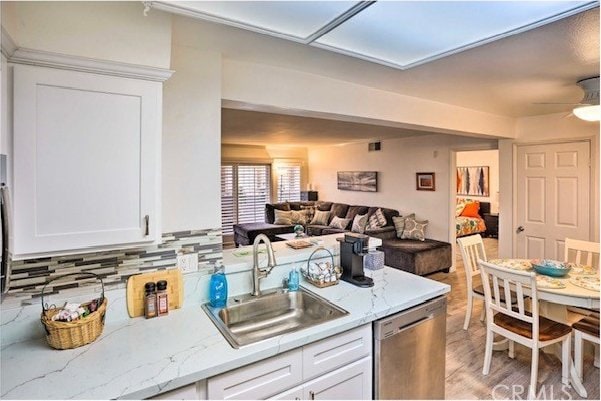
461 201 481 218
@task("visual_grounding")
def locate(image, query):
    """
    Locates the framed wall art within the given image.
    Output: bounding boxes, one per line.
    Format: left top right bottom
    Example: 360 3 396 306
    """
337 171 378 192
416 172 435 191
457 166 489 196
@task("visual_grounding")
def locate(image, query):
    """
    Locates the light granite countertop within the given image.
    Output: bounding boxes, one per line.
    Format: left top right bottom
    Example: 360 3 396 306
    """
1 267 449 400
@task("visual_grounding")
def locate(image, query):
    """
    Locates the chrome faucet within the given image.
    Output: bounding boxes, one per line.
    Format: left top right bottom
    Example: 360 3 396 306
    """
251 234 277 296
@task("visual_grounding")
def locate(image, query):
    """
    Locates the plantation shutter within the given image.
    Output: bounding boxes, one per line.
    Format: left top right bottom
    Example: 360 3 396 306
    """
221 165 235 236
277 165 301 202
221 164 271 235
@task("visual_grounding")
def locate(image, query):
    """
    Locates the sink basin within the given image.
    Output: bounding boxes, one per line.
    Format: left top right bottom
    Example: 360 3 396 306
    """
202 287 349 348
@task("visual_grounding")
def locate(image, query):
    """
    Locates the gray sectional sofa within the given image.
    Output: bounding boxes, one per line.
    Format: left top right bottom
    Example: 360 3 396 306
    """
232 201 452 276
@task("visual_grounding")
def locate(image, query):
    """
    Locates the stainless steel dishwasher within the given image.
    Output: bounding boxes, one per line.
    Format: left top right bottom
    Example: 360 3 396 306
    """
373 296 447 400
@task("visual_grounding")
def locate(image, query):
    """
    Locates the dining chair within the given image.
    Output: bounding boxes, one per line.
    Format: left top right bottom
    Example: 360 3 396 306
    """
457 234 487 330
564 238 600 268
479 260 572 399
573 313 600 381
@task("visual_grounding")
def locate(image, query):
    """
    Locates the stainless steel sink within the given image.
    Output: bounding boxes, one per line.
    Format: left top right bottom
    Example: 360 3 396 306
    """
202 287 349 348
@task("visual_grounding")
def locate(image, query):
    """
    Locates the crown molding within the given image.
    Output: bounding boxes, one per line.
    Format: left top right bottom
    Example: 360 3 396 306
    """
1 27 17 58
8 47 174 82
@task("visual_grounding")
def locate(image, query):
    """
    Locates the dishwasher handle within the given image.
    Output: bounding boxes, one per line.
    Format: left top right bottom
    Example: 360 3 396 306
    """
373 296 447 340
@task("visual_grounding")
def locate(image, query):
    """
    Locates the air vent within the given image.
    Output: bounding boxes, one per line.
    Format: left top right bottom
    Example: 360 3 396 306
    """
368 141 381 151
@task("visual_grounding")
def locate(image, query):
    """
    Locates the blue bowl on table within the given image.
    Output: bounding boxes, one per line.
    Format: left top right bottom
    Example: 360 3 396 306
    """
532 259 571 277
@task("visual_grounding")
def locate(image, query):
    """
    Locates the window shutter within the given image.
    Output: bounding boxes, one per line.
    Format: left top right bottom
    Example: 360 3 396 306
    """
237 165 271 224
277 165 301 202
221 164 271 235
221 165 235 236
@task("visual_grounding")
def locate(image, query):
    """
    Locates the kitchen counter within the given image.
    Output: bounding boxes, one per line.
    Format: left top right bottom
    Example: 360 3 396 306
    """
0 267 449 400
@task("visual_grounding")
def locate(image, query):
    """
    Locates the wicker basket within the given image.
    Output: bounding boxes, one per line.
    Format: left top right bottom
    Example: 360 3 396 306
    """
301 247 342 288
40 272 107 350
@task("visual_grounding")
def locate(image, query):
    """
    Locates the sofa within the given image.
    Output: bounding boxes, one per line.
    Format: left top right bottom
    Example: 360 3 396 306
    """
232 201 452 276
233 201 398 246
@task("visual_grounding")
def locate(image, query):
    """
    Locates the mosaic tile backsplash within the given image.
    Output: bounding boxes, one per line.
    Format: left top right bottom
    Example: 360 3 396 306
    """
6 229 223 305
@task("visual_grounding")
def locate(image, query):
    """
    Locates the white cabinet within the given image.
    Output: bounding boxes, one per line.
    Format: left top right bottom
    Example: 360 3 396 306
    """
208 325 372 400
12 64 162 256
302 323 371 381
302 357 371 400
207 350 303 400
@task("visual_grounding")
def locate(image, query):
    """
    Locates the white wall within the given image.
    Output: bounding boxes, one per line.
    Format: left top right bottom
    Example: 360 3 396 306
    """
222 59 516 139
308 134 497 242
456 149 499 213
162 44 222 232
1 1 172 69
498 113 600 257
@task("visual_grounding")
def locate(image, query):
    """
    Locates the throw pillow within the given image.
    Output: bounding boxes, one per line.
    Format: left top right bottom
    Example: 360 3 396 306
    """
329 216 351 230
401 217 429 241
274 209 292 225
310 210 330 226
461 201 481 218
366 208 387 230
392 213 415 238
289 210 307 225
351 213 369 234
455 198 467 217
300 205 315 222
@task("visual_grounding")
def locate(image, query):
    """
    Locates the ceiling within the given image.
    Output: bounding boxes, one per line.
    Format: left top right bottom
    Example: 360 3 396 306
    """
221 108 429 147
154 1 597 69
162 2 600 147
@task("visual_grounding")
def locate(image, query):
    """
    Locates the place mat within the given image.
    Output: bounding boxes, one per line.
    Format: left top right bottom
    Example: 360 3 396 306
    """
536 276 566 289
569 276 600 292
286 240 313 250
488 259 533 271
566 262 598 276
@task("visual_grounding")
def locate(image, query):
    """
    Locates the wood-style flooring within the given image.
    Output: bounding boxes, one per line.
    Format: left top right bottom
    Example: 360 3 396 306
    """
429 238 600 400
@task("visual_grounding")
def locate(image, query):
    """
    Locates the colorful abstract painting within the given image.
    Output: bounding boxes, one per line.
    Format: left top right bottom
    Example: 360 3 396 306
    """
457 166 489 196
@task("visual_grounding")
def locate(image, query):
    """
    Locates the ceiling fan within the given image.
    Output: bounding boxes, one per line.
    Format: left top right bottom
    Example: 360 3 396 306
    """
534 77 600 121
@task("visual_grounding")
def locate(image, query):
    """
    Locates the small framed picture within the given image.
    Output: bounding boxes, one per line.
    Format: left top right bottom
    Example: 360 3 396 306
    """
416 172 435 191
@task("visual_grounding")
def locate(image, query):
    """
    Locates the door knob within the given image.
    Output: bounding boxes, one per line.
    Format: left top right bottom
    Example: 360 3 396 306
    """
516 226 525 233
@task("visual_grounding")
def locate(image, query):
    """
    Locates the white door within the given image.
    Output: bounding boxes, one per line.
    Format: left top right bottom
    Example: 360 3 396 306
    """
12 64 161 256
515 141 590 259
303 357 372 400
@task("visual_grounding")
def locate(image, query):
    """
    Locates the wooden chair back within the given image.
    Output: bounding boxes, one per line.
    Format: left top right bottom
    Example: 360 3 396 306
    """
478 260 538 338
457 234 487 290
564 238 600 268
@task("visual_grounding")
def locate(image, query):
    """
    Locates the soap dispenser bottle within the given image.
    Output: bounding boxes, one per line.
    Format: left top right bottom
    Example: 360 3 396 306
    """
209 262 228 308
288 267 300 292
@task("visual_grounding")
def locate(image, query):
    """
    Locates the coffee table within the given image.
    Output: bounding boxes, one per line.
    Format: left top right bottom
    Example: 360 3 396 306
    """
276 233 309 241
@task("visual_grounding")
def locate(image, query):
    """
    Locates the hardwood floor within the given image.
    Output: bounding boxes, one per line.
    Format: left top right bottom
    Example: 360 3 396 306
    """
429 238 600 400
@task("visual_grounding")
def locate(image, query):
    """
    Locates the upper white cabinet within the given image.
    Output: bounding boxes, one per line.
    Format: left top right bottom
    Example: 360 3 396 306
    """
12 64 163 257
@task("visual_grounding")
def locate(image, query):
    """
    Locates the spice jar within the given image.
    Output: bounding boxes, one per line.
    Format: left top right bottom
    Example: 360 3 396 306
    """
144 282 157 319
156 280 169 316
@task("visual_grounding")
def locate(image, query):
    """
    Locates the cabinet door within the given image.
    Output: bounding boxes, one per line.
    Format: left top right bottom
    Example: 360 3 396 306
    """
303 357 372 400
207 349 303 400
13 65 161 256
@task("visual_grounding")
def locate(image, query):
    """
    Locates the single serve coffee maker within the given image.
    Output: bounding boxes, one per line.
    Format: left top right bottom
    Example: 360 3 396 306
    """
337 232 374 288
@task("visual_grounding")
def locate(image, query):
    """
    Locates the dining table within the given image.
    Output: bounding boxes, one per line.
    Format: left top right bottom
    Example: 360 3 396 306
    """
487 258 600 398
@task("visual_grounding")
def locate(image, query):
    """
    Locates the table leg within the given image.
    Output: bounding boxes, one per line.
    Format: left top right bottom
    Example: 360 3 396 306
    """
569 358 588 398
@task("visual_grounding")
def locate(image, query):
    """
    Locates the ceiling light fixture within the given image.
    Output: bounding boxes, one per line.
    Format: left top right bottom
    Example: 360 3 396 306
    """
573 77 600 122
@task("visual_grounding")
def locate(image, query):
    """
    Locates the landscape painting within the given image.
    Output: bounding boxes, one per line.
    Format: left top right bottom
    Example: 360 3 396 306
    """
337 171 378 192
457 166 489 196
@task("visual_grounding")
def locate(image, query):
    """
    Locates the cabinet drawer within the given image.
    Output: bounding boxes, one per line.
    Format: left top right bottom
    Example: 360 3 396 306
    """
302 324 371 381
207 349 302 400
303 356 372 400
